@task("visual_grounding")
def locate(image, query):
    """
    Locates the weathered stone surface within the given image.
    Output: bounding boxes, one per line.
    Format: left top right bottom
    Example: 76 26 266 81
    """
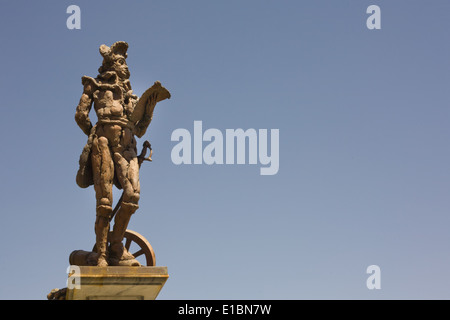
65 266 169 300
73 41 170 267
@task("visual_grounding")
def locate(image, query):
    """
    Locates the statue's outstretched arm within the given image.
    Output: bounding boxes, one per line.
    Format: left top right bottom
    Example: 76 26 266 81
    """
131 81 171 138
133 93 157 138
75 83 94 136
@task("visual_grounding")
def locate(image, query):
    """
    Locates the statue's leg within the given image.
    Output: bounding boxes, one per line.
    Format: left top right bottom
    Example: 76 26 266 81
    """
109 147 140 264
91 135 114 267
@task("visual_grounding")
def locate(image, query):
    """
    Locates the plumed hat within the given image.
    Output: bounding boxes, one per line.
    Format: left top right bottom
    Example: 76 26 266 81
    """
99 41 128 62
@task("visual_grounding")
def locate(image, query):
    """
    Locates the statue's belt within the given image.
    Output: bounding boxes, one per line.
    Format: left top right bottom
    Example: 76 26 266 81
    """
97 118 134 130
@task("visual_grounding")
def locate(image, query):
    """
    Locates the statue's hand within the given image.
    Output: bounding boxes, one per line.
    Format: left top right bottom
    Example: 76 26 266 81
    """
125 90 138 101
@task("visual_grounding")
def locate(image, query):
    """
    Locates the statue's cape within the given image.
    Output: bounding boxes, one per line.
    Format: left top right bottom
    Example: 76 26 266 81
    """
76 125 95 188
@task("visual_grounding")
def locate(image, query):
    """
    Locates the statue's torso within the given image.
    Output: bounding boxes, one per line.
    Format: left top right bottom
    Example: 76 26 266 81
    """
83 74 136 123
82 74 138 151
93 87 125 118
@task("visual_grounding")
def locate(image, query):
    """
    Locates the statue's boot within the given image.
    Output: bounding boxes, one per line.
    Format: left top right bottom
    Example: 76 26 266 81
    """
95 206 111 267
109 201 140 266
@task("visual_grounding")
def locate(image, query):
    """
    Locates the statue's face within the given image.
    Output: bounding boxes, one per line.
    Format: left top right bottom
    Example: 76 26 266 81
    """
112 56 130 79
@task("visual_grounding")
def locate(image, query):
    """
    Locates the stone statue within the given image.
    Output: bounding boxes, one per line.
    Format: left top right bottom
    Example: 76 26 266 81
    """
74 41 170 267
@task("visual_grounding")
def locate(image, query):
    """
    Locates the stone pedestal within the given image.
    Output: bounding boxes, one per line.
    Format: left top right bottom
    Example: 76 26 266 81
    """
66 266 169 300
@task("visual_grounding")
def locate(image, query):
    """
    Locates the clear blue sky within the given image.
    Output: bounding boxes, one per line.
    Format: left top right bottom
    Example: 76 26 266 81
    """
1 0 450 299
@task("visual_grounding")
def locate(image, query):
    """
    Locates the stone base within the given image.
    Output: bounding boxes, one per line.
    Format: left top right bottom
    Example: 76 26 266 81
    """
66 266 168 300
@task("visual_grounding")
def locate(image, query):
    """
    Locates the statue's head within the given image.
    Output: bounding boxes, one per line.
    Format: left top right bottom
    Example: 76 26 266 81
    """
98 41 130 79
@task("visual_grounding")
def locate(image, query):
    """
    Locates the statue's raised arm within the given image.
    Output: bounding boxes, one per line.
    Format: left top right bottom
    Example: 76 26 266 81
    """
131 81 171 138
